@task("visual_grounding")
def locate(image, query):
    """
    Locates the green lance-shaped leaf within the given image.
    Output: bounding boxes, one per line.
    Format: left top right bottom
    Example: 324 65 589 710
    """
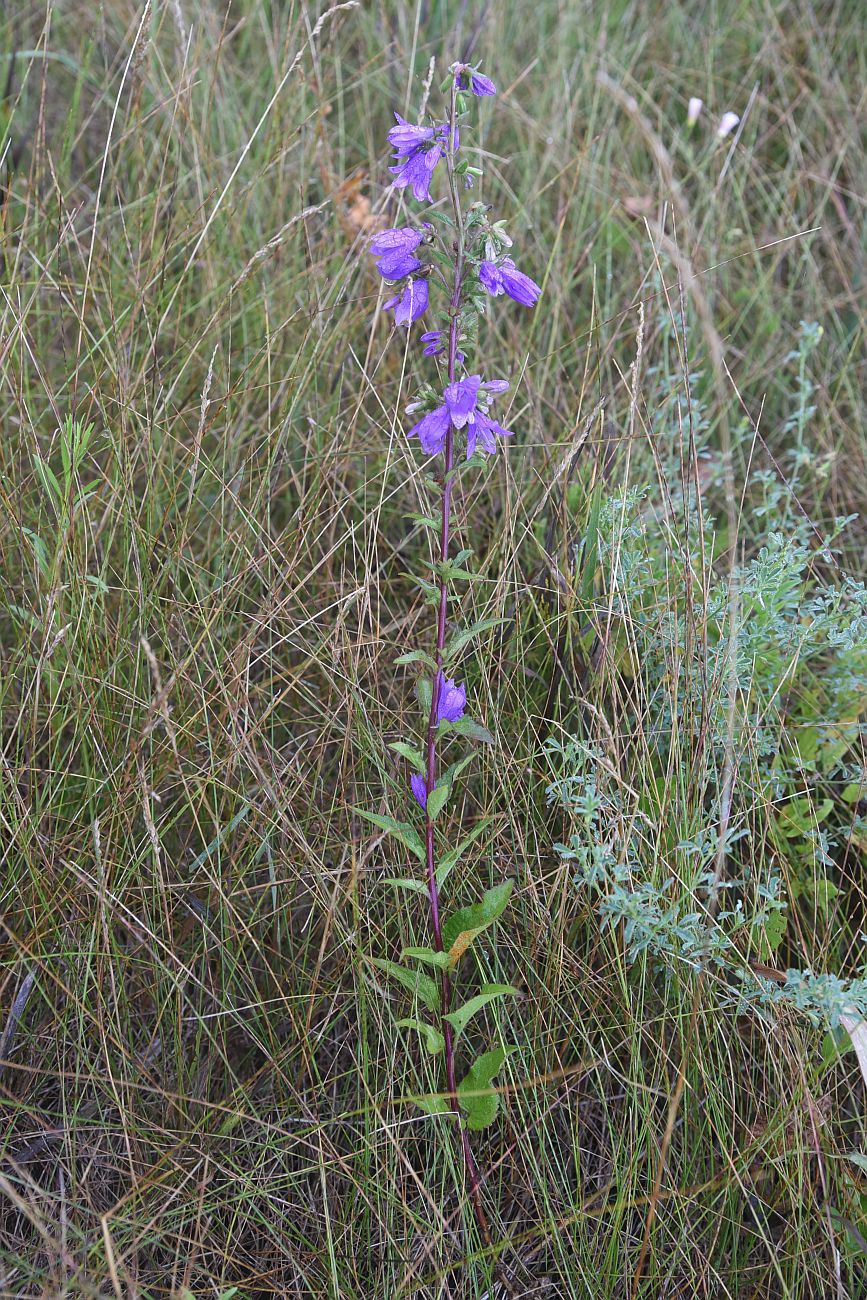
396 1018 445 1056
443 984 519 1040
443 617 508 663
436 815 498 888
394 649 439 672
354 809 425 862
388 741 426 773
445 715 495 745
442 879 514 965
382 877 429 896
402 946 453 971
457 1046 516 1131
369 958 440 1013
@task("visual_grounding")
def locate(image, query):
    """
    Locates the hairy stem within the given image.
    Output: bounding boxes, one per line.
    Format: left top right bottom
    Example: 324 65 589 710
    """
421 77 491 1246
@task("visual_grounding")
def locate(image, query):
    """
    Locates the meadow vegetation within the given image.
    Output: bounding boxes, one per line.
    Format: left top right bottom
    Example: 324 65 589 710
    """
1 1 866 1295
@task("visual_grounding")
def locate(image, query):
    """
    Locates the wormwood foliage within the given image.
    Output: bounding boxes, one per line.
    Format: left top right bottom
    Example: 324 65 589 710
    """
547 323 867 1031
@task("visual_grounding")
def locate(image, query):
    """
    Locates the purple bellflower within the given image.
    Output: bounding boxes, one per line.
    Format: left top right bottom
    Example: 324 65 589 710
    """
420 330 466 364
444 374 482 428
411 773 431 810
388 114 453 203
456 67 497 97
407 375 513 457
479 256 542 307
466 410 513 458
384 277 429 325
371 227 424 280
436 675 466 724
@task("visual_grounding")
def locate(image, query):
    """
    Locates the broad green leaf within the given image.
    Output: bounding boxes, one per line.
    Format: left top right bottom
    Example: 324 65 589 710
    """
447 716 495 745
402 946 452 970
457 1046 516 1131
444 618 507 662
443 984 518 1040
388 740 426 772
414 1093 450 1116
442 880 514 963
355 809 425 862
369 958 440 1012
394 650 438 671
436 816 498 888
396 1018 445 1055
426 783 450 821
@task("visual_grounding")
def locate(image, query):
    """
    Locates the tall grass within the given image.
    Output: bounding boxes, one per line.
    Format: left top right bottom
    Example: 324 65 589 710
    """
1 1 865 1295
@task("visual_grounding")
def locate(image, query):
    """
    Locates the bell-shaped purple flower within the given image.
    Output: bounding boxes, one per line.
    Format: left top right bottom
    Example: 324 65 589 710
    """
467 411 513 459
420 330 466 364
411 773 430 810
407 403 450 456
457 69 497 97
384 277 428 325
388 114 435 156
370 227 424 280
443 374 482 429
436 675 466 724
391 144 443 203
480 256 541 307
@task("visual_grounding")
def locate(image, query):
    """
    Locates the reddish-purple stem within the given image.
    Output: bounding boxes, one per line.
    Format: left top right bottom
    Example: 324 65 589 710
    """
420 79 491 1247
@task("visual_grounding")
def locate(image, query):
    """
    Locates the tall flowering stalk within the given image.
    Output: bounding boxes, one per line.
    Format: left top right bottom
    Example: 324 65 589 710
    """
362 62 540 1251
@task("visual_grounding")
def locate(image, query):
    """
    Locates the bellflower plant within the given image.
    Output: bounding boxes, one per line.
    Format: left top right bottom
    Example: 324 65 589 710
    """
361 60 541 1260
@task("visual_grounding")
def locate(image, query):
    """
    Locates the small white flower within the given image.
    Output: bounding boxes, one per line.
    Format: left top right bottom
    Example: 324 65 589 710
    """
687 97 703 127
717 111 740 139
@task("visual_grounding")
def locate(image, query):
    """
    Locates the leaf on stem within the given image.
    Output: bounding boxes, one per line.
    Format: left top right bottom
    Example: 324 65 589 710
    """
442 879 514 963
355 809 426 862
396 1018 445 1055
457 1046 516 1130
369 958 440 1012
443 984 519 1040
402 946 453 970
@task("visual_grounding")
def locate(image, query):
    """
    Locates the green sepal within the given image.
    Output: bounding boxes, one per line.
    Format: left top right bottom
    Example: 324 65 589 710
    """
396 1018 445 1055
389 741 426 773
369 958 440 1012
354 808 425 862
443 984 519 1040
442 879 513 962
457 1046 516 1130
402 946 452 970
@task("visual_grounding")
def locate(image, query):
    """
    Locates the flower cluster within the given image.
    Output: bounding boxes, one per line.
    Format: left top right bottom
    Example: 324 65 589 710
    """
368 64 543 817
408 375 513 458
